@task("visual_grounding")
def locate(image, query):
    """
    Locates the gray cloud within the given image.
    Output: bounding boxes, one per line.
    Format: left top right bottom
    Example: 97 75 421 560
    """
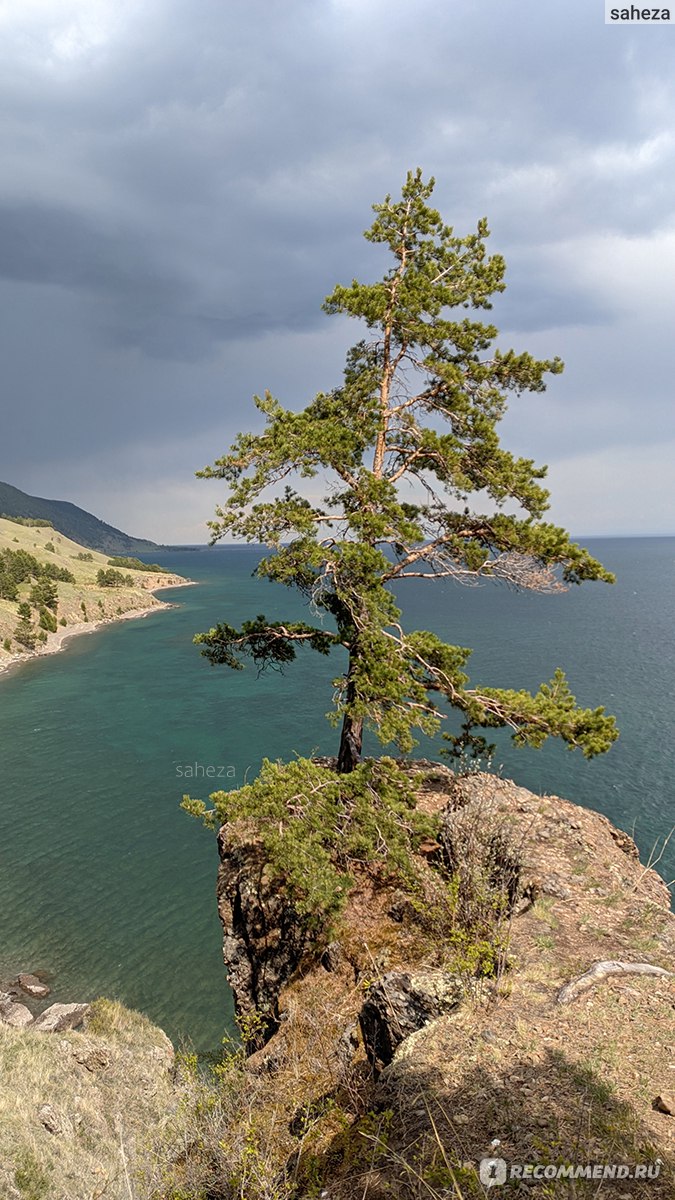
1 0 674 536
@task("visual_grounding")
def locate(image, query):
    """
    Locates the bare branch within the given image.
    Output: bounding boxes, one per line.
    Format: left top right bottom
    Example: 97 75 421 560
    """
557 961 672 1005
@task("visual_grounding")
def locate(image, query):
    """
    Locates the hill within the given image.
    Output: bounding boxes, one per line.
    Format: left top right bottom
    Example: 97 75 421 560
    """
0 480 159 554
0 518 189 672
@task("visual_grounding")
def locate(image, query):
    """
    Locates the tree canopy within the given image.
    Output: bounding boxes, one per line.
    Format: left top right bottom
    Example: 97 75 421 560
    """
195 170 617 772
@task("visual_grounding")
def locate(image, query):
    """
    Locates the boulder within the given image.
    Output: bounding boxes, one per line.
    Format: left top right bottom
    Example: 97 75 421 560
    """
15 973 51 999
32 1003 89 1033
359 970 463 1069
0 1000 33 1028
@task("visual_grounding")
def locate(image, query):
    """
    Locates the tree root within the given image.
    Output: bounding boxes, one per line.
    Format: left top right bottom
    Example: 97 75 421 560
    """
557 960 672 1005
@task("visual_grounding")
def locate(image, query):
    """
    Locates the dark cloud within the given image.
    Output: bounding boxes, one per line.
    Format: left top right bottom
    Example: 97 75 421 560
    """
0 0 674 535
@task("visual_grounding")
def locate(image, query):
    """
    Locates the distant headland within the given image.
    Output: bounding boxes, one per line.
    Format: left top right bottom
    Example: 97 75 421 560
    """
0 479 161 555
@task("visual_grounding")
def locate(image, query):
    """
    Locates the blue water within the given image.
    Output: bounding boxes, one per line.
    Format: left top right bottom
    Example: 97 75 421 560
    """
0 539 673 1051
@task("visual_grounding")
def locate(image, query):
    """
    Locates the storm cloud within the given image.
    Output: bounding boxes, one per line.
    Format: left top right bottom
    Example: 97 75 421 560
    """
1 0 674 539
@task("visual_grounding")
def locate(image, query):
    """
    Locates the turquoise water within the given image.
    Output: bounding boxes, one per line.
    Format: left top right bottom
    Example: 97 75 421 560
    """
0 539 673 1051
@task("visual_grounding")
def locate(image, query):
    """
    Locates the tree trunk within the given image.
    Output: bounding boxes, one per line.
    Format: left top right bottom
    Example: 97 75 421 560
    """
336 649 363 773
336 712 363 774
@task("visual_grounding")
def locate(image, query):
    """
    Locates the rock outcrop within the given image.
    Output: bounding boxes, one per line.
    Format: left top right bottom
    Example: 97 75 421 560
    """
15 972 51 998
213 766 675 1198
0 993 33 1028
216 829 317 1042
359 969 464 1068
32 1003 90 1033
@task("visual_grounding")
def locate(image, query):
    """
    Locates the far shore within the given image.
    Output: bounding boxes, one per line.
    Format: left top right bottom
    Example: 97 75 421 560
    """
0 577 197 682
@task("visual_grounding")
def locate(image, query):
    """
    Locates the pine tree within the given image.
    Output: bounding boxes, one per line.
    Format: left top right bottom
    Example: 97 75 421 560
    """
196 171 617 773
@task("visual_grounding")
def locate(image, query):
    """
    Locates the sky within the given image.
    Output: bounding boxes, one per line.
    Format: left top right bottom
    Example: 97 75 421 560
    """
1 0 675 542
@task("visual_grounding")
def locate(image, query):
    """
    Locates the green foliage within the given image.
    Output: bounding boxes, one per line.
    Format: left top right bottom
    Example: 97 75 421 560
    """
29 578 58 611
59 616 66 626
183 757 437 927
74 550 93 561
0 514 53 528
0 548 73 600
44 541 55 553
0 573 17 601
38 607 58 633
13 615 36 649
442 719 496 773
195 171 617 770
3 637 11 651
14 1150 51 1200
96 567 134 587
107 555 169 573
35 561 75 582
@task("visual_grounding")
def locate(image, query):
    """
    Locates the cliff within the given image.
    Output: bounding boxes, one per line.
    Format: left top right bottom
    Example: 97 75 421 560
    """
212 763 674 1198
2 766 672 1199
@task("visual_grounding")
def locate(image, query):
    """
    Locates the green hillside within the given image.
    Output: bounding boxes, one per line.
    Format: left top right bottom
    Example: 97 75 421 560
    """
0 480 159 554
0 519 187 668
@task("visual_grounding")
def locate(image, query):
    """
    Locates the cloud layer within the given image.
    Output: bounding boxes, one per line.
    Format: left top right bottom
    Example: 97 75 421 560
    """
1 0 674 539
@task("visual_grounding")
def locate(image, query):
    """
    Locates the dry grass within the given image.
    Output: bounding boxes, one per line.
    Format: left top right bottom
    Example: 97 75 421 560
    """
0 1000 177 1200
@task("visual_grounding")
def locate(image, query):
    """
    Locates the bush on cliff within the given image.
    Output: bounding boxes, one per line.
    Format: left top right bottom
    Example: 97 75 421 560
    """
184 757 438 930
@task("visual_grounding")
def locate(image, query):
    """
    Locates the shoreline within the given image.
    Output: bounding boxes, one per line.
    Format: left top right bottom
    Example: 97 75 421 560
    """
0 577 197 682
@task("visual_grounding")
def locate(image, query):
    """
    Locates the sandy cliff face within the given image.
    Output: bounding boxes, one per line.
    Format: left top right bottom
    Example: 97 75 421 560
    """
216 766 675 1198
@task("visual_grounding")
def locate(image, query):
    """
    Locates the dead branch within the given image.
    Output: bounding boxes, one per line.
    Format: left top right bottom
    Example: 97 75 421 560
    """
557 960 672 1005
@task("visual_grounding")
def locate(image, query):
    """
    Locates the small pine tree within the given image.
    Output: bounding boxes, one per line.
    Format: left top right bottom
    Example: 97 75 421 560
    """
29 579 58 611
38 607 58 633
13 615 36 649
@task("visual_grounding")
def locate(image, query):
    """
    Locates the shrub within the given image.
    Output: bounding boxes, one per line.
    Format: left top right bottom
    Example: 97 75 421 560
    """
184 757 438 931
44 542 55 553
3 638 11 651
419 797 524 977
74 551 93 562
107 555 169 573
96 568 134 587
38 607 58 633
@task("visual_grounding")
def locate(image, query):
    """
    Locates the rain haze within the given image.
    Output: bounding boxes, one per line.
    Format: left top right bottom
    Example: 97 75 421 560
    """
1 0 674 542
